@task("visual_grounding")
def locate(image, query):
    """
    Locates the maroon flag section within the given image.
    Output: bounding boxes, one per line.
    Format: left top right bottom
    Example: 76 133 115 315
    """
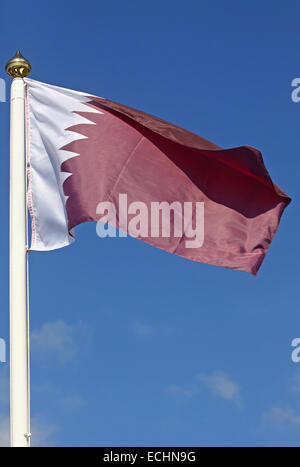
59 95 290 275
24 79 290 274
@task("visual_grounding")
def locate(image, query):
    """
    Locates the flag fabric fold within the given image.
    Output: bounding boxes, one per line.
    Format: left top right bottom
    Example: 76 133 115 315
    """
24 78 290 275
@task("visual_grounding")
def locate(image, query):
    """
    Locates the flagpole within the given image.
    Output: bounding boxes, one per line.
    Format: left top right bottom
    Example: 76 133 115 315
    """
6 51 32 447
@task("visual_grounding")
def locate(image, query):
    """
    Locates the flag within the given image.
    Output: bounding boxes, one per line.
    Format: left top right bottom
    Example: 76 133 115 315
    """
24 78 290 275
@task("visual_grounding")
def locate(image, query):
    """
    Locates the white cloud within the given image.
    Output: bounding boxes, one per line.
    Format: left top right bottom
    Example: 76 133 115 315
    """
197 371 242 407
31 320 90 365
263 407 300 426
132 321 153 336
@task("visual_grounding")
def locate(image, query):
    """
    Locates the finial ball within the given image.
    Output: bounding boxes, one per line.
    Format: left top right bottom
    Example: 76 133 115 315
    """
5 50 31 78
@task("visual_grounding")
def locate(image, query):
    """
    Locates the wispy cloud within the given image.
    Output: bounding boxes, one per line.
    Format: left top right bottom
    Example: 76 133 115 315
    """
165 384 200 398
31 320 91 365
132 321 153 337
197 371 242 408
30 416 58 447
166 370 242 408
60 394 86 411
0 414 58 447
32 380 86 413
290 371 300 393
263 406 300 427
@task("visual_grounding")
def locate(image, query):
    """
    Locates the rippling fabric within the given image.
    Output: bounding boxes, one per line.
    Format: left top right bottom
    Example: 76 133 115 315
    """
25 78 290 275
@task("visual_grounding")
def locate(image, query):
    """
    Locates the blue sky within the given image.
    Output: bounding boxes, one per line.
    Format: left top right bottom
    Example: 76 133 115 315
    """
0 0 299 447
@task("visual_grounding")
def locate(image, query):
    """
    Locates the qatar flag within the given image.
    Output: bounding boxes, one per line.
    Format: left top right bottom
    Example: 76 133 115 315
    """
24 78 290 275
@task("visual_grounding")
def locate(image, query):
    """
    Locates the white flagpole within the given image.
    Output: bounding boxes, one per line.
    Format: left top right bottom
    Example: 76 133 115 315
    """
6 51 32 447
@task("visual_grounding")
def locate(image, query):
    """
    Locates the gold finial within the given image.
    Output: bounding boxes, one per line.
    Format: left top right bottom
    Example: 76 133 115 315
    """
5 50 31 78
